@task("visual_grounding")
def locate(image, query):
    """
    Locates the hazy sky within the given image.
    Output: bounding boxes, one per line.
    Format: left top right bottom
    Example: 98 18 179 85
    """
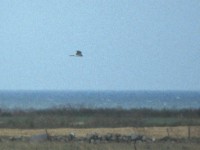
0 0 200 91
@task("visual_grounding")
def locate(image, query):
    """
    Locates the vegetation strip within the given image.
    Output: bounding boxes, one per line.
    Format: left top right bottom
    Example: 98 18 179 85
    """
0 108 200 128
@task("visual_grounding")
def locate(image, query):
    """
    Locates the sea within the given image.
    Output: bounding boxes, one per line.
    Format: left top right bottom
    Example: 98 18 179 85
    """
0 91 199 110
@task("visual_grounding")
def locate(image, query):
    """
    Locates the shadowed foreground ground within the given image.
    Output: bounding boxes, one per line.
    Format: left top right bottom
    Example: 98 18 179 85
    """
0 141 200 150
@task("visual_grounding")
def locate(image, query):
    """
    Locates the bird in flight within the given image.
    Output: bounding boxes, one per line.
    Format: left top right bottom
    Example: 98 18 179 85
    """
70 50 83 57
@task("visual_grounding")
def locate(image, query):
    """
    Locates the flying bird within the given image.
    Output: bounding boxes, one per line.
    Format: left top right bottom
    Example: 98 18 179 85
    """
70 50 83 57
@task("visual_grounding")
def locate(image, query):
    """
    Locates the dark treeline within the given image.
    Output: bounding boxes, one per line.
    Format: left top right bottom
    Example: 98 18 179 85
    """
0 107 200 128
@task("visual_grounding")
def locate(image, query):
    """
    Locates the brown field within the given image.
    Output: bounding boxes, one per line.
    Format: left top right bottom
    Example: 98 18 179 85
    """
0 126 200 150
0 126 200 139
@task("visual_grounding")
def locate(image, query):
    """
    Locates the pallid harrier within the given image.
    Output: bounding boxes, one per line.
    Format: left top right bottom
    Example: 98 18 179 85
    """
70 50 83 57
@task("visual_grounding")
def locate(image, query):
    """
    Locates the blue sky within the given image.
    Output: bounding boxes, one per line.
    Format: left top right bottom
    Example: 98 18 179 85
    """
0 0 200 91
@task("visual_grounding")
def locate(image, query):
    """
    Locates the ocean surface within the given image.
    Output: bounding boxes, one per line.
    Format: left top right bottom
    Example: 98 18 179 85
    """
0 91 199 110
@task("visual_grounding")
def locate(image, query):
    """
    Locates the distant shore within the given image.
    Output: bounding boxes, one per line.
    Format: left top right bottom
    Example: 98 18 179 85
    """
0 107 199 128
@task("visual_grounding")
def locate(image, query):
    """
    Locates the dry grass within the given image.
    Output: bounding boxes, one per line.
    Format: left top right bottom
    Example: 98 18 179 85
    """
0 126 199 139
0 126 200 150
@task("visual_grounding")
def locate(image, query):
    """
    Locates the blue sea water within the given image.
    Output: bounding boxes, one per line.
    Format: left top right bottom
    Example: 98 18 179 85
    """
0 91 199 110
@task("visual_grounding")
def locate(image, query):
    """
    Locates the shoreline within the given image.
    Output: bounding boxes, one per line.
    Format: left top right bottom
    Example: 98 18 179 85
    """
0 90 200 110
